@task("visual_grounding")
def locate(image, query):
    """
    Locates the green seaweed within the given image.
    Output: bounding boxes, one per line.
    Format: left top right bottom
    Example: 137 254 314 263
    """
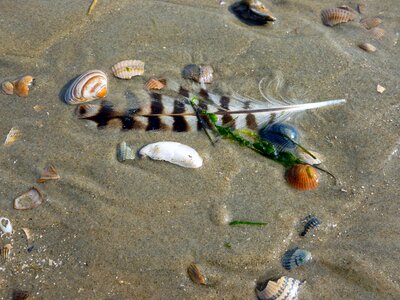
224 242 232 248
229 220 267 226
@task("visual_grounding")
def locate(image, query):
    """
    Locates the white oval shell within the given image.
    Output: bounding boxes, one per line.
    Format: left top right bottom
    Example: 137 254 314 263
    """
139 141 203 168
112 60 144 79
0 217 13 236
14 187 44 210
64 70 108 104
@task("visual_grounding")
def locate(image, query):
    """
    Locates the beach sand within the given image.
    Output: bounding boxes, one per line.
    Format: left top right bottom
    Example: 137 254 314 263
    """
0 0 399 298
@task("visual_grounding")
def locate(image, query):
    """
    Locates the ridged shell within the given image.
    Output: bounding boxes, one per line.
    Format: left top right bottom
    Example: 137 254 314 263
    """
286 164 319 190
369 27 385 39
187 263 206 285
64 70 108 104
358 42 377 53
1 81 14 95
282 247 312 270
360 17 382 29
301 215 321 236
256 276 303 300
37 165 60 183
0 217 13 236
259 123 299 153
144 78 166 90
321 7 356 27
117 141 135 162
4 127 21 145
112 60 144 79
139 142 203 168
199 65 214 84
13 75 35 97
14 187 44 210
1 244 12 260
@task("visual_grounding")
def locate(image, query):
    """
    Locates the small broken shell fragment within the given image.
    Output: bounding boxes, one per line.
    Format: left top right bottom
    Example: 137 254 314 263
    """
117 141 135 162
187 263 206 285
37 165 60 183
14 187 44 210
377 84 386 93
112 60 144 79
360 17 382 29
0 217 13 236
282 247 312 270
199 65 214 84
320 7 356 27
12 290 33 300
256 276 303 300
369 27 385 39
357 3 366 14
182 64 214 84
297 150 322 165
1 244 12 260
144 78 166 90
286 164 319 191
139 141 203 168
13 75 35 97
358 42 377 53
4 127 21 145
22 228 34 252
301 215 321 236
1 81 14 95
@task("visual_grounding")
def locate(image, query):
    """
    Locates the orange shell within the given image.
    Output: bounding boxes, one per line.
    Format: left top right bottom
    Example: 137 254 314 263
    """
13 75 34 97
144 78 166 90
321 7 356 27
2 81 14 95
286 164 319 191
360 17 382 29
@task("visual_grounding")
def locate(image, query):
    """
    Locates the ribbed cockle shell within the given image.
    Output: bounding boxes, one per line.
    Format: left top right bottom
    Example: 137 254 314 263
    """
112 60 144 79
64 70 108 104
286 164 319 191
321 7 356 27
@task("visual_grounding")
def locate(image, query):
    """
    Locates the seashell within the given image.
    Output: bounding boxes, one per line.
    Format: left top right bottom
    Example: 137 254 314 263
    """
22 228 34 252
357 3 366 14
64 70 108 104
1 244 12 260
187 263 206 285
360 17 382 29
256 276 303 300
112 60 144 79
286 164 319 191
358 42 377 53
37 165 60 183
14 187 44 210
282 247 312 270
321 7 356 27
1 81 14 95
231 0 276 25
259 123 299 153
13 75 35 97
12 290 33 300
297 150 322 165
182 64 201 82
117 141 135 162
199 65 214 84
0 217 13 236
369 27 385 39
139 141 203 168
301 215 321 236
4 127 21 145
144 78 166 90
377 84 385 94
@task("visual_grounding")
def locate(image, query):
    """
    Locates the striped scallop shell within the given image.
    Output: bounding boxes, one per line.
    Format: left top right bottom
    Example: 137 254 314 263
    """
286 164 319 191
257 276 303 300
64 70 108 104
369 27 385 39
112 60 144 79
144 78 166 90
282 247 312 270
321 7 356 27
360 17 382 29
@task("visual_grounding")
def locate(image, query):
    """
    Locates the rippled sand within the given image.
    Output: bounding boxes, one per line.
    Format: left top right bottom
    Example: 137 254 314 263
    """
0 0 399 299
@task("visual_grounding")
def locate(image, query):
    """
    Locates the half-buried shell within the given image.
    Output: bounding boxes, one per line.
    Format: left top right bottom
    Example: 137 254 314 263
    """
144 78 166 90
286 164 319 191
360 17 382 29
37 165 60 183
1 81 14 95
256 276 303 300
64 70 108 104
4 127 21 145
231 0 276 25
14 187 44 210
282 247 312 270
369 27 385 39
112 60 144 79
13 75 35 97
187 263 206 285
321 7 356 27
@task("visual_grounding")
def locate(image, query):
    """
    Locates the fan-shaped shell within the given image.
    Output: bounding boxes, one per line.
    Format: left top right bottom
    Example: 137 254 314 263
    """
14 187 44 210
282 247 312 270
187 263 206 285
358 42 377 53
112 60 144 79
1 81 14 95
144 78 166 90
360 17 382 29
321 7 356 27
1 244 12 260
13 75 35 97
286 164 319 190
259 123 299 153
37 165 60 183
369 27 385 39
301 215 321 236
64 70 108 104
256 276 303 300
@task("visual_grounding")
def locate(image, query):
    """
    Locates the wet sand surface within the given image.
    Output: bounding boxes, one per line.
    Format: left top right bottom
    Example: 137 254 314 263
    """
0 0 399 299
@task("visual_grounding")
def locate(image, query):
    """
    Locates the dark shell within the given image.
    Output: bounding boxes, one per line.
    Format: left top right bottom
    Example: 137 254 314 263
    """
12 290 33 300
282 247 312 270
301 215 321 236
259 123 299 153
182 64 201 82
321 7 356 27
230 0 276 26
256 276 303 300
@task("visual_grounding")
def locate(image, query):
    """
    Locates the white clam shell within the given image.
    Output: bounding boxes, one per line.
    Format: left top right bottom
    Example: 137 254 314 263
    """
139 141 203 168
64 70 108 104
0 217 13 236
112 60 144 79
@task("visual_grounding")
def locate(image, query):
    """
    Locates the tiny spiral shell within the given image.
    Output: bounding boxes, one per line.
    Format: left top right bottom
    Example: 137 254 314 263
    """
64 70 108 104
286 164 319 191
321 7 356 27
